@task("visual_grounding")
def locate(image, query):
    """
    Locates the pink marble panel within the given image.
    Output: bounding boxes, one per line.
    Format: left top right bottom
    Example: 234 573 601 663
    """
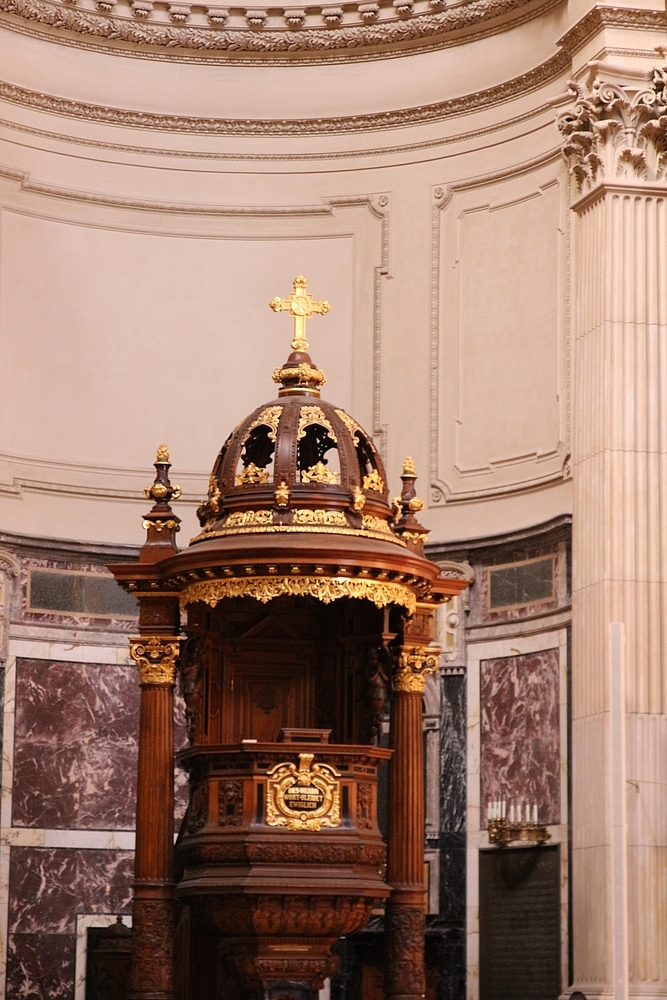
8 847 133 934
13 659 139 829
480 649 560 827
6 932 75 999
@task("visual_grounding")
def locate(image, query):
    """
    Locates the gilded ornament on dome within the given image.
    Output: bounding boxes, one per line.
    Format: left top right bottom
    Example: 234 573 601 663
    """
362 470 384 493
293 508 347 526
207 475 221 513
301 462 337 484
266 752 340 832
297 406 338 443
408 497 424 512
236 462 270 486
351 486 365 512
272 364 326 388
245 405 283 443
334 409 362 446
274 480 290 507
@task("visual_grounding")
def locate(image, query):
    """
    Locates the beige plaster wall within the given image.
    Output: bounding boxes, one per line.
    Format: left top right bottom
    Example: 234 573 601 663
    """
1 0 642 548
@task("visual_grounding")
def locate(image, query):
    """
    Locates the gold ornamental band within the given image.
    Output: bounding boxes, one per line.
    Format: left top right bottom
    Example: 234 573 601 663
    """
393 645 442 693
179 576 417 615
129 636 181 686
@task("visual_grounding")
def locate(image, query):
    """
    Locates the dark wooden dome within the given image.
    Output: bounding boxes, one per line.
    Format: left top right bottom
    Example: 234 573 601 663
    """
194 347 395 552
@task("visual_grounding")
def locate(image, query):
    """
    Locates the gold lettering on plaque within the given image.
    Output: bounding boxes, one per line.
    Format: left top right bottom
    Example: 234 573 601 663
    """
266 752 341 832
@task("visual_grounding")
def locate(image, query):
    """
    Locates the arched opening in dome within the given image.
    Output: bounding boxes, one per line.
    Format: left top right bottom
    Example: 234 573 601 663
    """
235 424 276 486
297 424 340 485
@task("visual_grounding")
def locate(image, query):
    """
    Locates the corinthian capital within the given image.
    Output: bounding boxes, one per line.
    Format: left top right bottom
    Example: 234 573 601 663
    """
557 68 667 193
393 645 441 693
129 635 181 685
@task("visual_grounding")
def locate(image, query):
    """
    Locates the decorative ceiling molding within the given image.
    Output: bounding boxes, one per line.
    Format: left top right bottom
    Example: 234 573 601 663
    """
0 99 559 160
558 6 667 58
0 0 561 61
0 51 569 135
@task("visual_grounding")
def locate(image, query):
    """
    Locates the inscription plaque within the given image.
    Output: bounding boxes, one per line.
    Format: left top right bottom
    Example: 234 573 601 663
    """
266 752 341 831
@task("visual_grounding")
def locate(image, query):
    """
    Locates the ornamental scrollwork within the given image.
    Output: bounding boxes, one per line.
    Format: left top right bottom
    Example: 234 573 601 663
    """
393 644 441 693
266 752 341 832
129 635 181 685
179 576 417 614
557 68 667 192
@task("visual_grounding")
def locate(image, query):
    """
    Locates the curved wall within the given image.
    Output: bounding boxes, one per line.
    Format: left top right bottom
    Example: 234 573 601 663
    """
0 0 629 547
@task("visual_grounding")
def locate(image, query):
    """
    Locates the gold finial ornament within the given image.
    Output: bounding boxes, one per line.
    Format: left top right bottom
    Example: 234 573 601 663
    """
156 444 170 463
270 276 331 352
402 456 417 476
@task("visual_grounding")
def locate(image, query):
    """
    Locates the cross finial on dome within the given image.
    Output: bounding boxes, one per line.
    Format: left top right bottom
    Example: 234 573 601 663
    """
270 276 331 352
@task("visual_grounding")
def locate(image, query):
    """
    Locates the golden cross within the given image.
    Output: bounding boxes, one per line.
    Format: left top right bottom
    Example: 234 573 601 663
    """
270 276 331 352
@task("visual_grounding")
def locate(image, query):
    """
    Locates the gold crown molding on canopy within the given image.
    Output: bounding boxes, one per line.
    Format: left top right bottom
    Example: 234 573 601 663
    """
179 575 418 613
0 0 564 61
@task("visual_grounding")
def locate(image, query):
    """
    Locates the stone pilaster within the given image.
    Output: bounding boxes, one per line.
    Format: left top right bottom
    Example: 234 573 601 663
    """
558 68 667 998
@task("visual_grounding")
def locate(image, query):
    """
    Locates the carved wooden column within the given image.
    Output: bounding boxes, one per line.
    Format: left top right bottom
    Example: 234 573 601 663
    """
125 447 182 1000
558 68 667 997
386 627 440 1000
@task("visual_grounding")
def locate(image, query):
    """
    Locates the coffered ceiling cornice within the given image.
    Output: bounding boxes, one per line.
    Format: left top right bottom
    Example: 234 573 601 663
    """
0 51 568 134
0 0 562 62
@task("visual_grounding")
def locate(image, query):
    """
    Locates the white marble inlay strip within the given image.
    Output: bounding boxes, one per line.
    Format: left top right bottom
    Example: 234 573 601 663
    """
8 637 131 665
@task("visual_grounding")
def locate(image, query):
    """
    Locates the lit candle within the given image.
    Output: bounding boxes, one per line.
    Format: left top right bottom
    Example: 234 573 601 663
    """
533 803 538 824
501 799 506 819
509 803 515 824
517 803 522 824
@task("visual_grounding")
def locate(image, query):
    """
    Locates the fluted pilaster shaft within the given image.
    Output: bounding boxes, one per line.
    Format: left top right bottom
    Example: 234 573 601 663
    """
560 69 667 997
129 635 180 1000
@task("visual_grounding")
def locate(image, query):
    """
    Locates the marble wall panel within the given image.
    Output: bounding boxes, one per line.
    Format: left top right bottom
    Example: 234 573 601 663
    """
12 659 139 829
7 848 132 1000
6 932 76 999
441 674 466 835
480 649 560 827
8 847 133 934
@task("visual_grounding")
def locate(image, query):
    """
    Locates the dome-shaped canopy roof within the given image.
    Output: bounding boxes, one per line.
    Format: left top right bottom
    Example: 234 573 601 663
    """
194 277 396 551
122 277 448 618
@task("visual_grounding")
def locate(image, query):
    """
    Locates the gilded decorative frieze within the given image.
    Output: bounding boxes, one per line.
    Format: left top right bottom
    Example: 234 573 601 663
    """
129 635 181 685
292 508 347 525
179 575 416 613
225 509 273 527
361 514 393 534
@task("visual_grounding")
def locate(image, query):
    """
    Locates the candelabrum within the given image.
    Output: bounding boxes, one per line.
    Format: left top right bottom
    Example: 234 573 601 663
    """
486 799 550 848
